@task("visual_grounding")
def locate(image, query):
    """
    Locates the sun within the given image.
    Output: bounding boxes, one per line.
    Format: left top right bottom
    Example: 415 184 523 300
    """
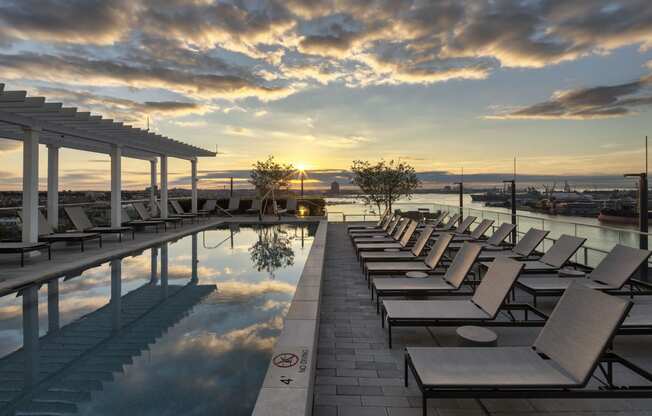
296 163 308 173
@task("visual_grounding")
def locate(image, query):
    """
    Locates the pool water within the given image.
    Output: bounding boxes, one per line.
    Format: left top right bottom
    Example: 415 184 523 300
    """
0 223 317 415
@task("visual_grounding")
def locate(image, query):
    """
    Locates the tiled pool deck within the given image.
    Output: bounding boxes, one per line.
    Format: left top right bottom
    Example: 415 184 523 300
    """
314 223 652 416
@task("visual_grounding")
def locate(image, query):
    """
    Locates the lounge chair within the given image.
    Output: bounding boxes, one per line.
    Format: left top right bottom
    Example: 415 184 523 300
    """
153 200 194 223
225 197 240 214
477 228 549 262
277 198 298 215
349 215 401 238
201 199 217 215
122 208 166 232
247 199 262 214
358 225 434 265
355 221 418 257
65 206 134 241
431 215 477 238
404 282 632 415
347 208 391 231
354 219 413 247
22 210 102 252
364 233 455 285
353 217 409 241
485 234 586 273
372 242 483 314
0 242 51 267
451 218 494 241
447 222 516 251
133 202 182 227
517 244 652 306
381 257 523 347
170 200 204 219
433 213 460 231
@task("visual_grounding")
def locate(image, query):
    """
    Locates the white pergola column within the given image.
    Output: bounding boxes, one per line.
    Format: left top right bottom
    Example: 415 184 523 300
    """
22 285 39 386
161 243 168 299
160 155 168 219
22 128 40 243
47 279 60 333
150 159 158 216
110 260 122 331
110 145 122 228
46 145 59 230
191 233 198 283
191 158 198 214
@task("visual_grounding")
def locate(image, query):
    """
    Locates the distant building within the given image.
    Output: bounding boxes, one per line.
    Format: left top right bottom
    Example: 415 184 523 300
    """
330 181 341 194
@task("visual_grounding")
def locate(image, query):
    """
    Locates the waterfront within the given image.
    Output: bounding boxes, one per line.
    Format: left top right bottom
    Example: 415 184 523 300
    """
326 193 649 267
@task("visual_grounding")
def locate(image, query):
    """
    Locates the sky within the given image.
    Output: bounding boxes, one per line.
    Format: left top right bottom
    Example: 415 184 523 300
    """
0 0 651 190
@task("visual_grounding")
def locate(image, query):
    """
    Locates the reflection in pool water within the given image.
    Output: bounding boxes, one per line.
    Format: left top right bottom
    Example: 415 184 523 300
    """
0 223 317 416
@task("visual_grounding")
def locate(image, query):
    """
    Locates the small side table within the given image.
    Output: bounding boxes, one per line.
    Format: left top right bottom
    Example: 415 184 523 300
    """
405 271 428 278
456 326 498 347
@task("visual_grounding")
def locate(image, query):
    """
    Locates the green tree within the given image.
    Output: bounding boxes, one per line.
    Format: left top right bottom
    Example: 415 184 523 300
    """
249 156 295 217
350 159 420 213
249 225 295 279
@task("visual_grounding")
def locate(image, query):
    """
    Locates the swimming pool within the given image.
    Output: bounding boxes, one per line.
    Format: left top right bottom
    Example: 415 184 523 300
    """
0 223 317 415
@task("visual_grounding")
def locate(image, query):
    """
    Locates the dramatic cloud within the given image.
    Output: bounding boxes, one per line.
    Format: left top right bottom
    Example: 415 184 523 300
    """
31 87 215 125
0 53 290 100
0 0 136 45
0 0 650 97
489 73 652 119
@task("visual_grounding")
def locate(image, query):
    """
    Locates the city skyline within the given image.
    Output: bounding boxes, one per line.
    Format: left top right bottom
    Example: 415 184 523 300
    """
0 1 651 190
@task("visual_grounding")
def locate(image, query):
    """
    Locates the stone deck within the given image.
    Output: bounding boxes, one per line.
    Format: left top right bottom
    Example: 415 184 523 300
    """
314 223 652 416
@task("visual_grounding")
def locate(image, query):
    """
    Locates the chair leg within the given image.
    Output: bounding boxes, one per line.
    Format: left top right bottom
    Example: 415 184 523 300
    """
20 251 24 267
404 354 409 387
423 395 427 416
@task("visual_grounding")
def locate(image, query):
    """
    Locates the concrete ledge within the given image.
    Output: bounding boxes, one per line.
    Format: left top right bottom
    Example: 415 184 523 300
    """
253 220 328 416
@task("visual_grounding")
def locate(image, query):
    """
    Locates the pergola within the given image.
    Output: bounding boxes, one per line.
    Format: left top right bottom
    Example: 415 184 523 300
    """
0 83 216 243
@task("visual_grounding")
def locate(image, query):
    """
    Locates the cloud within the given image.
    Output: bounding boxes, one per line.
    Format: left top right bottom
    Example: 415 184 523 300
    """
0 0 135 45
0 53 291 100
488 73 652 120
0 0 650 96
29 86 214 125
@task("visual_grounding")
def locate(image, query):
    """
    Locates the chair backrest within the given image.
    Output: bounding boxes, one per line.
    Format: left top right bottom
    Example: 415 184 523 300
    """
399 221 417 247
469 219 494 239
539 234 586 267
454 216 477 234
286 199 298 211
442 213 461 230
386 216 402 235
170 200 185 214
589 244 652 288
35 210 54 235
133 202 152 220
392 218 410 239
485 223 516 246
411 226 434 256
202 200 217 211
381 214 394 230
424 233 454 269
444 243 482 288
534 282 631 386
513 228 549 256
122 207 133 222
377 207 390 226
64 206 93 231
228 197 240 210
472 258 524 317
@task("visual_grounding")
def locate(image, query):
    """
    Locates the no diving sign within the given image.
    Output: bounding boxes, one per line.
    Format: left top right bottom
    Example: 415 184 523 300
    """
264 347 311 388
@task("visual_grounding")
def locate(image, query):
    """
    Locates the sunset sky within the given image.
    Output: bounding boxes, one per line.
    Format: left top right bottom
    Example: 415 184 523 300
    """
0 0 651 190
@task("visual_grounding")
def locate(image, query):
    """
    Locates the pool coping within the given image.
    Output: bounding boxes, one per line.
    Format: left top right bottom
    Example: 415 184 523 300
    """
252 219 328 416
